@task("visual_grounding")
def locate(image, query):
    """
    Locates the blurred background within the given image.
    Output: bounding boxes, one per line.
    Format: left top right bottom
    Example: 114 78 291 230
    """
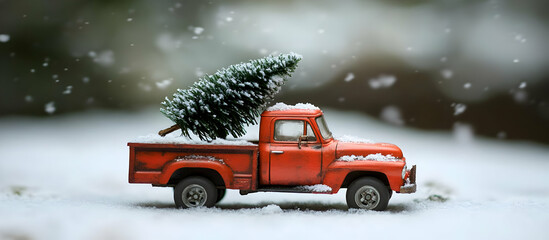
1 0 548 144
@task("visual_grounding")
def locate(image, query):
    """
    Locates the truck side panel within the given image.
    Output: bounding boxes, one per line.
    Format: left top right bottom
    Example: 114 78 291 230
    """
128 143 259 190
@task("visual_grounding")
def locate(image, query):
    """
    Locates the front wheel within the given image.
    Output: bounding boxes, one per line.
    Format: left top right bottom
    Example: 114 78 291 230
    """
346 177 390 211
174 177 218 208
216 188 226 203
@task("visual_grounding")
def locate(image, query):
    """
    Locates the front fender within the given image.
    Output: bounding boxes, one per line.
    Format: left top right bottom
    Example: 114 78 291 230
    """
158 159 234 186
323 161 405 192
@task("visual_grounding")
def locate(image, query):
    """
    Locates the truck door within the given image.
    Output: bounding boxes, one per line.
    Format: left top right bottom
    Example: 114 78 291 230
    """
269 119 322 185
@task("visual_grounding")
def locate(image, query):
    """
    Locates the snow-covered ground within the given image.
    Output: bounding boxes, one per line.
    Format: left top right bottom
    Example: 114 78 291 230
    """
1 108 548 240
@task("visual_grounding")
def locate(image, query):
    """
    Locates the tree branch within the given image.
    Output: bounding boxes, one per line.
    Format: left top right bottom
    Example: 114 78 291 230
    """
158 124 180 137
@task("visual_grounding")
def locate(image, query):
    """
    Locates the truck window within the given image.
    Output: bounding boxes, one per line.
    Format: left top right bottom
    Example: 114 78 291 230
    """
306 123 317 141
274 120 304 142
315 116 333 140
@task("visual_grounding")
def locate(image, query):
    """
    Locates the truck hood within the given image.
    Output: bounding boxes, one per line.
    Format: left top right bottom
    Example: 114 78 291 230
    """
335 141 403 159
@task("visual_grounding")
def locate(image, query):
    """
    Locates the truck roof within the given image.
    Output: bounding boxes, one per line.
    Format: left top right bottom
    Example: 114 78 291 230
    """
261 108 323 117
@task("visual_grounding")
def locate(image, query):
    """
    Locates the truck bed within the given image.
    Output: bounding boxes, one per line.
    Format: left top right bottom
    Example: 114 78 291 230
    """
128 142 259 190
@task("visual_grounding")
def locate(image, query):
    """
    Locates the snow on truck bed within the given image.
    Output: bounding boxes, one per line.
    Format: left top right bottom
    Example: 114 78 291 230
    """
131 133 257 146
1 107 549 240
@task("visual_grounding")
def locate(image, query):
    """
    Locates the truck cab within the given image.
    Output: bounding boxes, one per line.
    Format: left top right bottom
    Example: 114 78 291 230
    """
259 108 330 186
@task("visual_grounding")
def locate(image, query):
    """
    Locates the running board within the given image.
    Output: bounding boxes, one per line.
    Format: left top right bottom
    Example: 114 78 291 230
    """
240 185 333 195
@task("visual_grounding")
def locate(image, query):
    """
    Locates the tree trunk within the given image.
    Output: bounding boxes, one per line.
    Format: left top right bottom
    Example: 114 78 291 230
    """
158 124 180 136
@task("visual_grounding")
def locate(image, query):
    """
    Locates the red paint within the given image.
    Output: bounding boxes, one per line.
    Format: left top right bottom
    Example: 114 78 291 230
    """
128 108 416 208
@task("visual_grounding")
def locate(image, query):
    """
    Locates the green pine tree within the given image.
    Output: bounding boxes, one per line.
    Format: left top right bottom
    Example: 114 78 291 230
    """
160 53 302 141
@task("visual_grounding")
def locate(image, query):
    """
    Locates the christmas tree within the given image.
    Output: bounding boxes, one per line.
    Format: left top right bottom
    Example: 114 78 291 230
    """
159 53 302 141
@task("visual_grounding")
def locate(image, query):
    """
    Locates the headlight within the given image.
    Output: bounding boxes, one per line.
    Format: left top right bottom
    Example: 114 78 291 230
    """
402 164 407 179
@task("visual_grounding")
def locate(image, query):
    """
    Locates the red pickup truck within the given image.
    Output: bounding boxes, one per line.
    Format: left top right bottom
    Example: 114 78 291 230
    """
128 104 416 211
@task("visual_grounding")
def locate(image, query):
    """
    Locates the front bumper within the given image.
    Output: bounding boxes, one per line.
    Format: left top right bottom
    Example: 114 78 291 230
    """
399 165 416 193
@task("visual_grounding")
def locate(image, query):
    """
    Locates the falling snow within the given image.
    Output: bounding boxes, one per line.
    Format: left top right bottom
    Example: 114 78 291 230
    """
441 69 453 79
514 34 527 43
453 103 467 116
62 86 73 95
44 102 56 114
0 34 9 42
497 131 507 139
90 50 115 66
195 68 204 77
513 90 528 103
368 75 396 89
193 27 205 35
344 73 355 82
155 78 173 89
380 106 404 126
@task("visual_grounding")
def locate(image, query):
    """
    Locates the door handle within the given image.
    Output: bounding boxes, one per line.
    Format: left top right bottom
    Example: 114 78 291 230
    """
271 150 284 154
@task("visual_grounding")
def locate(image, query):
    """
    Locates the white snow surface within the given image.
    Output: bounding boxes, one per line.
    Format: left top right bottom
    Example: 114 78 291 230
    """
131 133 256 146
1 107 549 240
266 102 320 111
338 154 400 162
295 184 333 193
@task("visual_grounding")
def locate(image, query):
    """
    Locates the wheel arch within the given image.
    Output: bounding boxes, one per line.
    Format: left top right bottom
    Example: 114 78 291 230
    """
341 171 390 189
168 167 226 188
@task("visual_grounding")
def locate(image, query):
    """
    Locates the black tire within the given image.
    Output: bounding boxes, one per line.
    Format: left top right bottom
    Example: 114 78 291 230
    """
216 188 226 203
388 188 393 199
346 177 390 211
174 177 218 208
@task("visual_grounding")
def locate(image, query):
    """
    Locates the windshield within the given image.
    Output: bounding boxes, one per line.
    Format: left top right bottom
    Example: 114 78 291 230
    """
315 116 333 140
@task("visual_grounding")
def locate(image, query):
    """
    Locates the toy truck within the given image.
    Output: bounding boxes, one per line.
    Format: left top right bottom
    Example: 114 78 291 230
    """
128 104 416 211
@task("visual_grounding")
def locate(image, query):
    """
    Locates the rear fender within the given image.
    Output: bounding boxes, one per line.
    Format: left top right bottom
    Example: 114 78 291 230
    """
158 159 234 186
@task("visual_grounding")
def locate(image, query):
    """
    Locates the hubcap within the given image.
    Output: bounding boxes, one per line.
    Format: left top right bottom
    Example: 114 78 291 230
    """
355 185 380 209
182 184 207 207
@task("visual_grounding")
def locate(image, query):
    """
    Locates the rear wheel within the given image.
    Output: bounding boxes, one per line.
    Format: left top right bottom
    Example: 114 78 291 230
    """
174 177 218 208
346 177 390 211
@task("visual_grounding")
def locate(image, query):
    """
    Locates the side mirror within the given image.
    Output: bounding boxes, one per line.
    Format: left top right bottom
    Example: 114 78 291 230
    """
298 135 308 149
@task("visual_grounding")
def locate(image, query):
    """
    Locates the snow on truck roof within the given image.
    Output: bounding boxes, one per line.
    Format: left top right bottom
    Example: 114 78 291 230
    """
263 103 322 116
266 102 320 111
